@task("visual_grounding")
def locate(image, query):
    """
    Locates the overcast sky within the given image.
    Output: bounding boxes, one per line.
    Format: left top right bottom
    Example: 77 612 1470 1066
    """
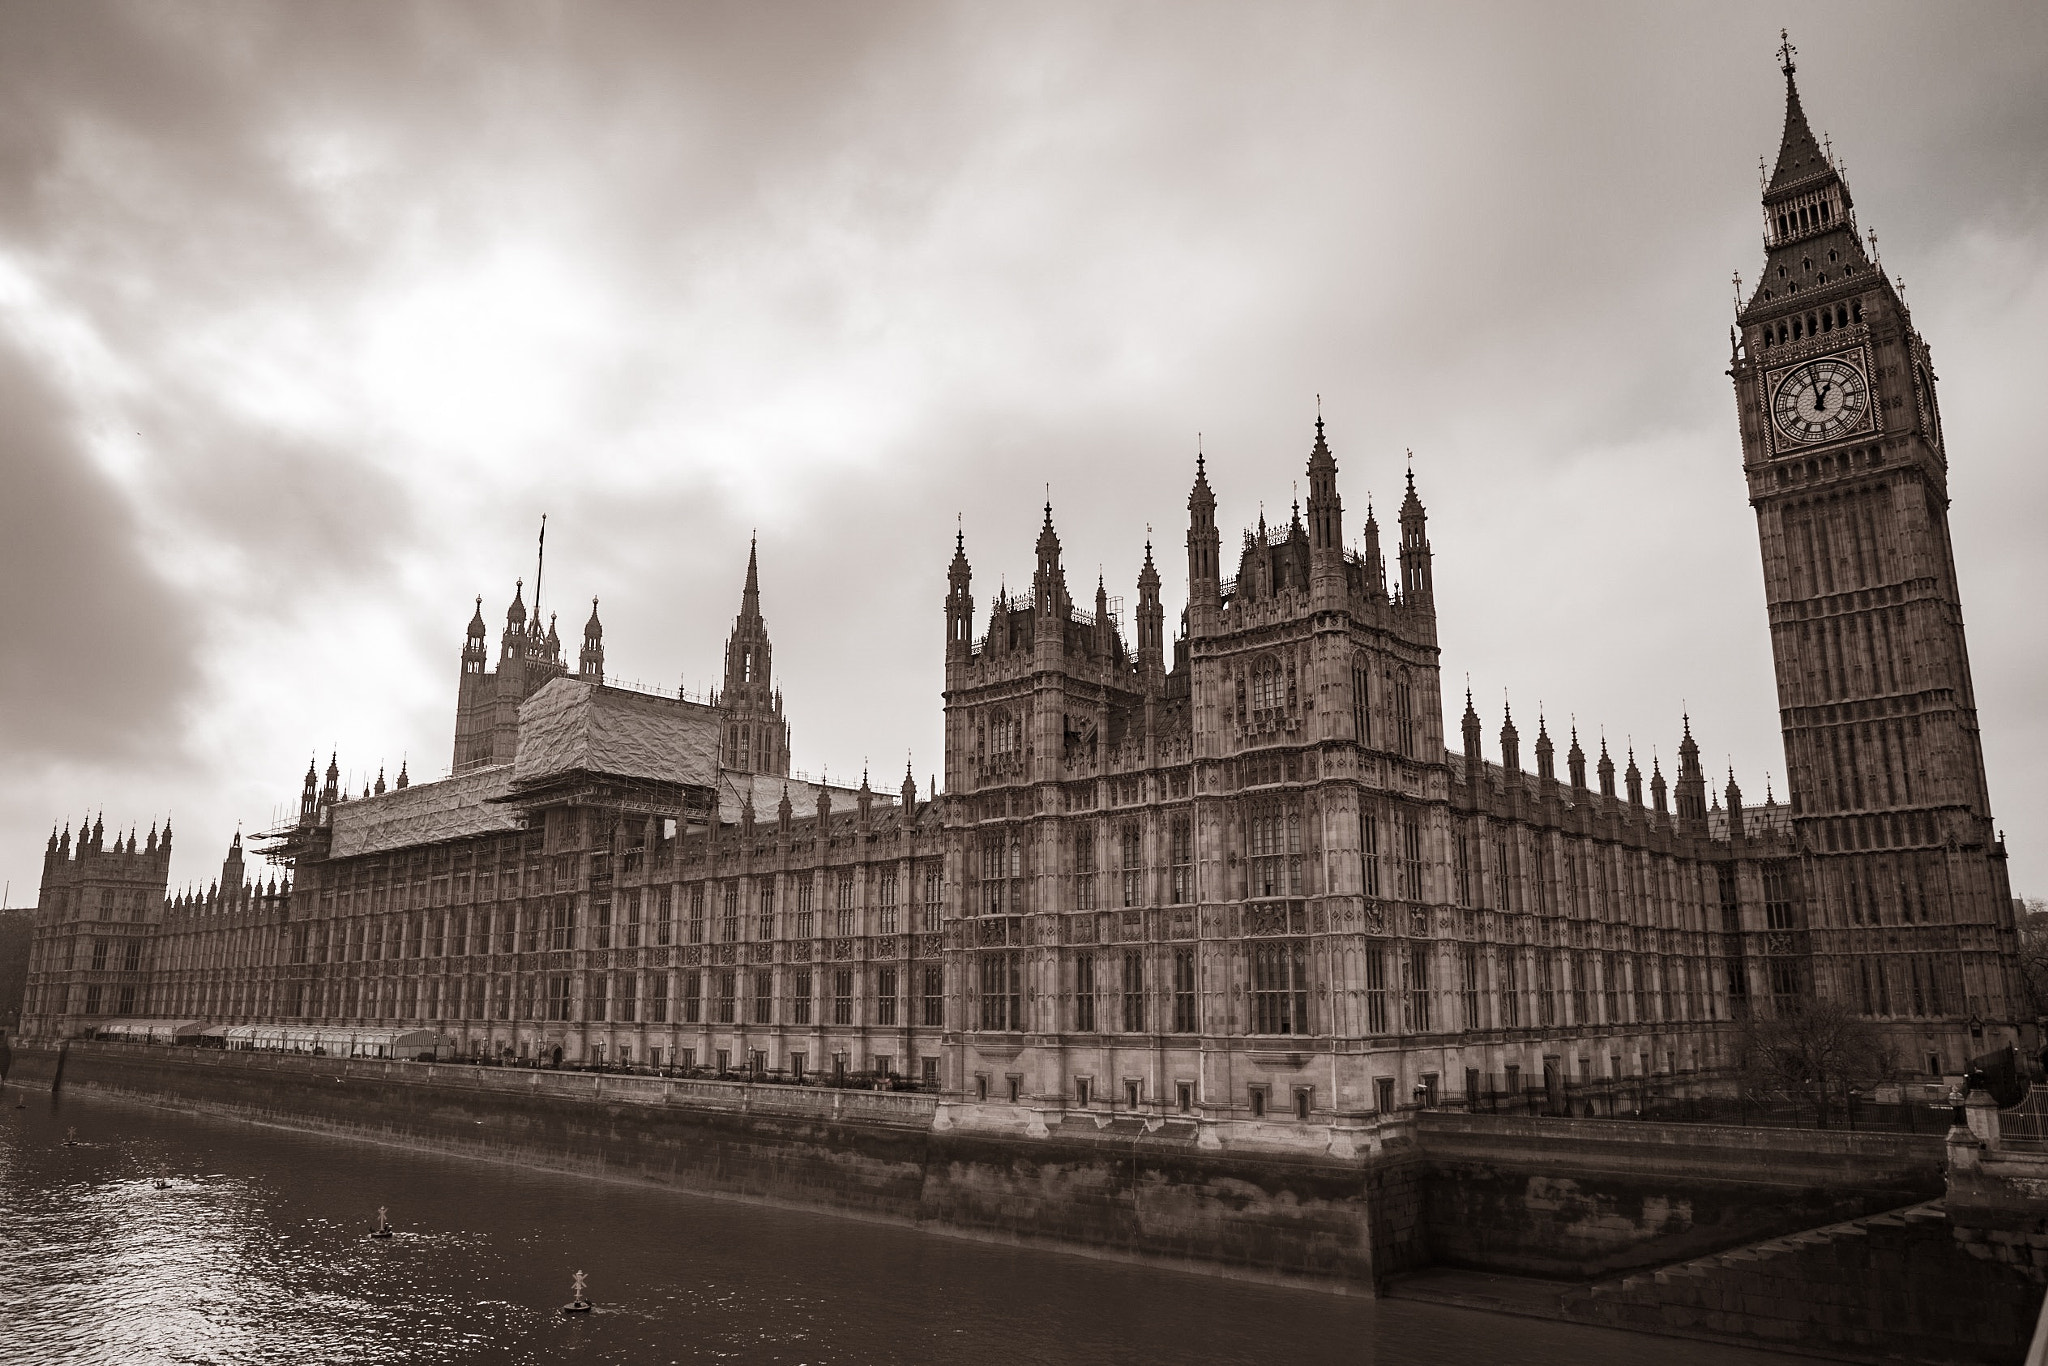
1 1 2043 908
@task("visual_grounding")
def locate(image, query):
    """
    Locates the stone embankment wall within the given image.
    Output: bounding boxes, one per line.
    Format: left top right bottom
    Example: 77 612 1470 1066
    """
5 1043 1948 1310
1415 1111 1945 1279
1561 1202 2040 1366
10 1043 1414 1291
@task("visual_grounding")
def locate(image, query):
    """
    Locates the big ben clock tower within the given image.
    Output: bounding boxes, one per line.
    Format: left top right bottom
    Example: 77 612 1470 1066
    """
1731 36 2018 1062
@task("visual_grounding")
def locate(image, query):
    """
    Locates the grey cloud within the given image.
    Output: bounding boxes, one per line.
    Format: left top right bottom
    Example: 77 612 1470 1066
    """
0 335 199 762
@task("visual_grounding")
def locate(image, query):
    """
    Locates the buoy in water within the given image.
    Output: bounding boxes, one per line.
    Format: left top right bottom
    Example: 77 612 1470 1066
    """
559 1269 592 1315
370 1205 394 1239
63 1126 77 1147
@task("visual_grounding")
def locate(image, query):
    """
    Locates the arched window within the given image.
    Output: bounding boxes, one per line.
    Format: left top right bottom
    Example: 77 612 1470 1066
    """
1394 669 1416 758
1352 656 1372 744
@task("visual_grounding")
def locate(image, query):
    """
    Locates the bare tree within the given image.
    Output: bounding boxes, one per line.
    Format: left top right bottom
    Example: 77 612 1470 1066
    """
1736 997 1889 1128
2014 899 2048 1024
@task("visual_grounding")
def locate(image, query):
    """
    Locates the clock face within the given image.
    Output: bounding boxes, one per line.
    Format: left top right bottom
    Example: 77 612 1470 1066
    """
1772 355 1870 446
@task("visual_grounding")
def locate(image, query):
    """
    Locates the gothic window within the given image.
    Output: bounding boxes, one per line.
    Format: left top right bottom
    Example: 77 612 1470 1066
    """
1075 952 1097 1031
1454 826 1472 908
1121 949 1144 1032
1402 943 1432 1033
990 710 1021 762
1246 804 1302 898
1352 656 1371 745
792 969 812 1025
1460 943 1482 1030
1171 948 1197 1032
1073 821 1097 911
1120 824 1143 907
877 872 896 935
1169 817 1192 904
832 969 853 1025
1397 807 1424 901
1498 948 1521 1028
1250 940 1310 1035
1394 669 1416 757
1363 941 1389 1034
1360 806 1381 898
876 967 897 1026
979 951 1022 1031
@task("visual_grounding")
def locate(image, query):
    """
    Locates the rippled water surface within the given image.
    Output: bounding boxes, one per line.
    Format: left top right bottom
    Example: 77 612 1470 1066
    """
0 1081 1779 1365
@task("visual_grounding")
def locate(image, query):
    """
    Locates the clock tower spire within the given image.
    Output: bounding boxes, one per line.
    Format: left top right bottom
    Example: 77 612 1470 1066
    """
1730 37 2016 1057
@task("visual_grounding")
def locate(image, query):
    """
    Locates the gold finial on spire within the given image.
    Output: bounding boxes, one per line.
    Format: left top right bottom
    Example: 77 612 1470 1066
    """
1732 270 1743 311
1777 27 1797 75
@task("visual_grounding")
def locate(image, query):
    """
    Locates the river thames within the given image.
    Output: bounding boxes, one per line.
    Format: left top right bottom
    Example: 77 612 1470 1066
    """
0 1083 1782 1365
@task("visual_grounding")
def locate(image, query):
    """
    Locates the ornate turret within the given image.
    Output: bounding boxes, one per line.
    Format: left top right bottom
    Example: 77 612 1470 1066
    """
1674 715 1707 827
1033 503 1068 644
464 596 487 675
946 526 975 660
1596 736 1615 798
501 580 527 661
579 598 604 681
1186 452 1221 634
719 538 790 776
1567 726 1587 792
396 760 409 790
1499 699 1521 774
321 752 340 807
1624 746 1643 806
1650 754 1668 816
1305 413 1343 549
1460 689 1482 790
1535 714 1556 788
373 766 386 796
1397 464 1433 606
299 757 318 822
1726 769 1747 841
1135 540 1164 681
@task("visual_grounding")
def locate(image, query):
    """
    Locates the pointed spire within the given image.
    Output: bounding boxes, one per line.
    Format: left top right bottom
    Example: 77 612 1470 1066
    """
742 534 761 617
506 578 527 626
1766 31 1829 196
374 765 387 796
467 595 487 638
1499 695 1521 773
396 759 409 789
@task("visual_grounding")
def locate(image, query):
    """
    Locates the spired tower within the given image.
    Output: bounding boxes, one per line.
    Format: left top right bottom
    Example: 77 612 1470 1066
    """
1731 38 2017 1058
717 538 790 776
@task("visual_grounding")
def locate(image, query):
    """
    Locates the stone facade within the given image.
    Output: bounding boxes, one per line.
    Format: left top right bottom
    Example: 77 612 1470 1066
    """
15 51 2024 1124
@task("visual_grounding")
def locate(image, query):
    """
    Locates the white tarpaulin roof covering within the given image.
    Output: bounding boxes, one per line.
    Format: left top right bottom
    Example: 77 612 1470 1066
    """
214 1024 447 1055
328 765 524 859
718 770 895 823
96 1019 204 1041
514 677 722 790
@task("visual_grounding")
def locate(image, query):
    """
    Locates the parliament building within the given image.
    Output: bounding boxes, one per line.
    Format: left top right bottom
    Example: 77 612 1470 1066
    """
17 53 2023 1129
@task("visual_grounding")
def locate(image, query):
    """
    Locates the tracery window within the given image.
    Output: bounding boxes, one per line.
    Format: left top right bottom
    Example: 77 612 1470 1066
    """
1250 940 1310 1035
979 951 1022 1031
1247 804 1302 899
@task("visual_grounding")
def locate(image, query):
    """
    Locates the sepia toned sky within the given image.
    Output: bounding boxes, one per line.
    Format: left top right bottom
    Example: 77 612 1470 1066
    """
1 1 2044 907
